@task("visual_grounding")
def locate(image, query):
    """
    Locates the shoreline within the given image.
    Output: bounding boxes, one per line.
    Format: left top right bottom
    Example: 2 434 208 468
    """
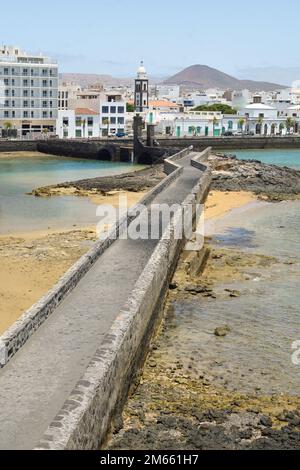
107 197 300 450
0 189 258 338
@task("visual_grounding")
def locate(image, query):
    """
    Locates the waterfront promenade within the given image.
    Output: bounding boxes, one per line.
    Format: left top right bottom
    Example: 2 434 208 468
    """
0 151 207 450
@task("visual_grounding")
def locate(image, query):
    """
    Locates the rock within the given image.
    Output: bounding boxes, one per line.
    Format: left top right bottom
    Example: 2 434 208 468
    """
214 325 231 337
260 416 273 427
169 282 178 290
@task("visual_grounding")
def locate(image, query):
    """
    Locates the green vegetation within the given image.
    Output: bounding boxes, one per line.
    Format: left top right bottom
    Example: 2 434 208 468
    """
192 104 237 114
126 103 135 113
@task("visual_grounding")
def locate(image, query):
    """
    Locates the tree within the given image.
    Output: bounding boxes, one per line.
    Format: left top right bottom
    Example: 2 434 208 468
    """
126 103 135 113
103 117 110 137
3 121 13 130
286 117 295 132
238 118 245 132
192 104 237 115
279 122 285 135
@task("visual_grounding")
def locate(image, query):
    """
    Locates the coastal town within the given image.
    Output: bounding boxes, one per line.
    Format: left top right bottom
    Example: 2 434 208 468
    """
1 0 300 459
1 45 300 141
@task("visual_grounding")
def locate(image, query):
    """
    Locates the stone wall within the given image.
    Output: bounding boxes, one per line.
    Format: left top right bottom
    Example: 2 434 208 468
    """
0 140 38 152
157 136 300 151
36 152 212 450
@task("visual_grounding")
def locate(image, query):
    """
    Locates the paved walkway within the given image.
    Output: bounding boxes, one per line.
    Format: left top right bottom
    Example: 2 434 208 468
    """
0 152 202 449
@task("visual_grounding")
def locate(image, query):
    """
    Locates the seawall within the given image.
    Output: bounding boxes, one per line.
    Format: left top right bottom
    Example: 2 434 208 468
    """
2 135 300 160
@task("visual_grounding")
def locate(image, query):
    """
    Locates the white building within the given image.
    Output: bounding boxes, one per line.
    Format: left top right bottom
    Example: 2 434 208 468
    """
56 108 100 139
99 92 126 137
155 85 180 102
58 82 82 110
153 111 223 137
0 45 58 136
238 97 287 135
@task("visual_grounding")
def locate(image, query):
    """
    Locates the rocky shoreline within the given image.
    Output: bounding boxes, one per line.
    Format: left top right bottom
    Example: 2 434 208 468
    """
107 246 300 450
30 154 300 201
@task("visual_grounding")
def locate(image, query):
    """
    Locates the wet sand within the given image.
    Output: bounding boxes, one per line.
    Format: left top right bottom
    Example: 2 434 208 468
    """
205 190 258 219
0 189 145 335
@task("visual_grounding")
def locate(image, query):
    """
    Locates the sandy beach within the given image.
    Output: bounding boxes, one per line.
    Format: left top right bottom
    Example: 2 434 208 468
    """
0 187 147 335
0 189 256 336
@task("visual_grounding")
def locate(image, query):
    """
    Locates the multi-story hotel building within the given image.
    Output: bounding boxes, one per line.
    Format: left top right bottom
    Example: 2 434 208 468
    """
0 45 58 136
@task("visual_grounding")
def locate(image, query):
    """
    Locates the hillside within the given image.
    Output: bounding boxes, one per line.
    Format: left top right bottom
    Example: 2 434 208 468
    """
163 65 285 91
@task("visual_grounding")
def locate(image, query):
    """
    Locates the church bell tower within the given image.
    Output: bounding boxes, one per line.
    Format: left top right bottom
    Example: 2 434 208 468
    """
134 61 149 113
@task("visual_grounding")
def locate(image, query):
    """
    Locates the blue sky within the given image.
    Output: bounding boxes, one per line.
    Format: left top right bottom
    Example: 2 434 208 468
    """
1 0 299 84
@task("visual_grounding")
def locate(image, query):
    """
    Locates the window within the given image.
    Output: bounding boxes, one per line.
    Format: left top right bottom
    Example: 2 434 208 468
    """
23 79 28 86
118 117 124 124
50 111 53 118
31 80 34 86
102 117 108 124
63 130 68 138
102 106 109 114
228 120 233 130
42 101 47 108
12 79 15 86
23 69 28 76
76 118 82 127
23 90 28 97
23 101 29 108
42 80 47 87
76 129 82 138
117 106 125 114
31 101 34 107
4 68 9 75
23 111 28 118
12 111 15 118
110 117 116 124
42 69 48 76
63 118 69 126
110 106 116 113
31 111 34 118
4 100 9 107
87 118 93 126
88 130 93 137
12 101 15 107
4 111 9 118
12 90 15 97
4 79 9 86
5 90 9 97
43 90 48 97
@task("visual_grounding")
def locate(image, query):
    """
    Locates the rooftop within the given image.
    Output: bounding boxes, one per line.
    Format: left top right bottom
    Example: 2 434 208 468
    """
75 108 99 116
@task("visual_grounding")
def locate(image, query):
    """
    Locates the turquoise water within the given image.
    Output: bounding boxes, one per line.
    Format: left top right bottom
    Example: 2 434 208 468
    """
0 154 141 234
164 200 300 396
224 149 300 169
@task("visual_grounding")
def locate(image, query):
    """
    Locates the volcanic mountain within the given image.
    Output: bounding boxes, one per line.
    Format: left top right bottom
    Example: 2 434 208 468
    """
163 64 285 91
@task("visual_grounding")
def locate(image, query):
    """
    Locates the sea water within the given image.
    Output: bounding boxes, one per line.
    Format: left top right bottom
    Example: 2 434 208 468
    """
0 153 141 234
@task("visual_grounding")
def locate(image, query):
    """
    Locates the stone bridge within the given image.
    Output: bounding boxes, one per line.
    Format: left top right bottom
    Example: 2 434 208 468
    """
0 147 212 450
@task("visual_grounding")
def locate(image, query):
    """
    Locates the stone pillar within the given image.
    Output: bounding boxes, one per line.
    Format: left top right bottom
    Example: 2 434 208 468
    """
133 114 144 163
146 124 156 147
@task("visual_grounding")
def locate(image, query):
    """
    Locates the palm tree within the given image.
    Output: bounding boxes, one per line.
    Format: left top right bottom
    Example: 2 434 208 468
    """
279 122 285 135
82 119 86 138
103 117 110 137
3 121 13 130
256 116 263 135
286 117 295 133
213 116 218 135
238 118 245 133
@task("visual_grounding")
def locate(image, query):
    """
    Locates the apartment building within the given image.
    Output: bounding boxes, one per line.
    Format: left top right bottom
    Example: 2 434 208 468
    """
99 92 126 136
58 82 82 110
56 108 100 139
0 45 58 136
